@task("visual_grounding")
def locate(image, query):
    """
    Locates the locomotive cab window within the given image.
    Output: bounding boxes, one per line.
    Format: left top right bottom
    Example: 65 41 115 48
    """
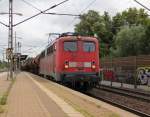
83 42 95 52
64 41 77 51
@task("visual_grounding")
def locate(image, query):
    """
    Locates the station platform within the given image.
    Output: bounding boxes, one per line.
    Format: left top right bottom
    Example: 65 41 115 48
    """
0 72 11 97
1 72 83 117
0 72 139 117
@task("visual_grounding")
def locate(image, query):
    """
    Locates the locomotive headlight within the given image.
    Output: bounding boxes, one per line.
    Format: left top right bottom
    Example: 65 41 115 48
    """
65 64 69 69
92 65 96 69
64 61 69 69
91 61 96 69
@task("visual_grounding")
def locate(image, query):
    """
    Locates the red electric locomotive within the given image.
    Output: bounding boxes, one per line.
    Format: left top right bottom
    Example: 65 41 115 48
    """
39 33 100 88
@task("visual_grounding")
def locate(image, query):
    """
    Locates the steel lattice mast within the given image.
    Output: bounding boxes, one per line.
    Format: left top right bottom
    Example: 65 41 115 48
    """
8 0 13 79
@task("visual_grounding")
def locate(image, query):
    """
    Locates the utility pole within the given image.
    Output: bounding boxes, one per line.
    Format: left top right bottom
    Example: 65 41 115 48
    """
8 0 13 79
0 0 70 79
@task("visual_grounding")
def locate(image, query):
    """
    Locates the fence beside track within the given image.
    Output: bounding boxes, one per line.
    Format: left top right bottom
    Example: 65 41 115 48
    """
100 55 150 86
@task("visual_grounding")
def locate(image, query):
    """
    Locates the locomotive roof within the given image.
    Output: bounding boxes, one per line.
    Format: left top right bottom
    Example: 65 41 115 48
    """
46 32 98 48
47 35 98 48
39 33 98 57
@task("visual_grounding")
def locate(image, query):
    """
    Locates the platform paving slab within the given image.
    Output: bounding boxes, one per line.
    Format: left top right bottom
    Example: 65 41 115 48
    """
29 72 139 117
26 73 84 117
1 72 75 117
0 72 11 97
1 71 139 117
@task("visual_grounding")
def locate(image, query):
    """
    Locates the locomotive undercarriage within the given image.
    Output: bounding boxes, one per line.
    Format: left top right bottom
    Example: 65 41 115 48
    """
60 72 100 90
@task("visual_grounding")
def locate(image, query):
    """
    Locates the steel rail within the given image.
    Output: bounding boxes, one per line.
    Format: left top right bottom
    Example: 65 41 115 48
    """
87 89 150 117
95 85 150 102
98 84 150 97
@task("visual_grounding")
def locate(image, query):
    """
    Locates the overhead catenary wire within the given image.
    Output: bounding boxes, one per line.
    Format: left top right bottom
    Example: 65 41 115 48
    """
22 41 48 55
80 0 97 13
22 0 97 56
0 0 70 27
20 0 80 57
134 0 150 12
21 0 80 17
0 45 7 47
65 0 150 32
0 21 9 27
65 0 97 31
21 0 42 12
0 0 70 75
22 44 38 48
13 0 70 27
22 47 40 55
44 13 80 17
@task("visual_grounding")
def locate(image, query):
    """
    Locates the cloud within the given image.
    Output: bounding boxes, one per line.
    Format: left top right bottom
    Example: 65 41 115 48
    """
0 0 149 60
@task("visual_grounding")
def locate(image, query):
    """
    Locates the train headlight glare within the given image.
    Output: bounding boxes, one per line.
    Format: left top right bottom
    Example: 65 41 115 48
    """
92 65 96 69
65 65 69 69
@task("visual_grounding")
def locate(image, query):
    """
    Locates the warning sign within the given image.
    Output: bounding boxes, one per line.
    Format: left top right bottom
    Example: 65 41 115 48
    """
6 48 13 59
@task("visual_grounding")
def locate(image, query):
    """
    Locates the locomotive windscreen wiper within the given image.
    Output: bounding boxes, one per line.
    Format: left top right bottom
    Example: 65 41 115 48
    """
66 47 71 52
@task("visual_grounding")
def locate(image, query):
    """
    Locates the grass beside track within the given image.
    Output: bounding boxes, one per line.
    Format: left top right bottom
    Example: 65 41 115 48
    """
64 97 94 117
0 78 16 113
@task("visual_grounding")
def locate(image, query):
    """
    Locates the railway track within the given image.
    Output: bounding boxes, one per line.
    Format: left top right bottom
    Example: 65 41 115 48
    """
86 85 150 117
96 84 150 102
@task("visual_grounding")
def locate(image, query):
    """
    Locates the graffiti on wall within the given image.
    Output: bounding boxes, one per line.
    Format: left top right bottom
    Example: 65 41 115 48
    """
137 67 150 85
102 67 134 83
102 67 150 85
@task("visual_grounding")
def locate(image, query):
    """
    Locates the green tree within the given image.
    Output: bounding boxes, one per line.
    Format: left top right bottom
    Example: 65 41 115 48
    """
112 25 146 57
142 19 150 54
75 8 150 57
75 10 106 38
102 12 113 44
0 61 7 70
75 10 113 57
112 8 149 34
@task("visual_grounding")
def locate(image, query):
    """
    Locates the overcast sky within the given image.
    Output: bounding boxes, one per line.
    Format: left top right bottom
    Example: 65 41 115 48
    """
0 0 149 60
